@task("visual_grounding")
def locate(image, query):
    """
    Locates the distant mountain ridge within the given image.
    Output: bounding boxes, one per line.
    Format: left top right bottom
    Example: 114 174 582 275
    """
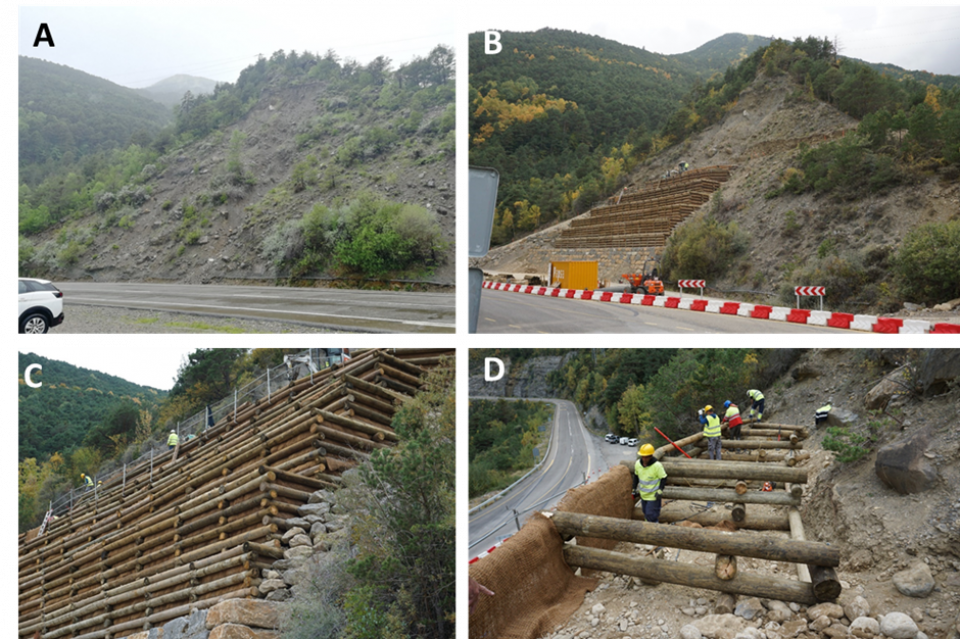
135 73 220 107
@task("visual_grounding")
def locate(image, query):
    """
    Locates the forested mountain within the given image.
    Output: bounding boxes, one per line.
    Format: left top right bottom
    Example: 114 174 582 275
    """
18 352 165 462
19 56 172 187
470 29 960 259
19 46 456 285
135 73 219 107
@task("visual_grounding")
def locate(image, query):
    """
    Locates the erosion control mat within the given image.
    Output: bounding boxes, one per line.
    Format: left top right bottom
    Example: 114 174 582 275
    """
469 466 634 639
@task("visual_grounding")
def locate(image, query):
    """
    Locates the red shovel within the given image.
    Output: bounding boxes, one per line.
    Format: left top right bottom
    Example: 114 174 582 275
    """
654 427 693 459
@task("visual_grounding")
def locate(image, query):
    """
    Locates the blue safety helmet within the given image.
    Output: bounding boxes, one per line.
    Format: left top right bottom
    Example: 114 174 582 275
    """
724 400 731 408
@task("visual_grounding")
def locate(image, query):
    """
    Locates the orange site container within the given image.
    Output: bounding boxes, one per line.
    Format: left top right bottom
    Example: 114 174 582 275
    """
549 260 598 290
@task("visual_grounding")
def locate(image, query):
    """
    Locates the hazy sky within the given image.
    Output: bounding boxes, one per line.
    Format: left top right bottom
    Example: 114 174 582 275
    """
20 345 195 390
18 5 458 87
479 4 960 76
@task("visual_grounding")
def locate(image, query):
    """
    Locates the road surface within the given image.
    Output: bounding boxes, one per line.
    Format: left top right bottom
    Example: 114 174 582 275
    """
477 289 851 333
57 282 455 333
469 398 610 559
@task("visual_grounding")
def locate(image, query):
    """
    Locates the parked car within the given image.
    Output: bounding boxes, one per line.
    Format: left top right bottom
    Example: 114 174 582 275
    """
605 433 618 443
19 278 65 333
627 438 639 447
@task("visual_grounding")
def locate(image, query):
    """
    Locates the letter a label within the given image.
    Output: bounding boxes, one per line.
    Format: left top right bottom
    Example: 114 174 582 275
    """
484 358 505 382
485 31 502 55
34 23 55 47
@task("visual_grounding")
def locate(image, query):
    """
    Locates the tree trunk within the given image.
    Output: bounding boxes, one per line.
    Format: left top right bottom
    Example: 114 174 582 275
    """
658 459 808 483
564 545 818 605
662 486 800 506
548 512 839 566
715 555 737 581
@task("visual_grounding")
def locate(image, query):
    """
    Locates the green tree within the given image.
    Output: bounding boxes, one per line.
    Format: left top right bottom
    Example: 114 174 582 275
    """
894 222 960 304
347 364 455 639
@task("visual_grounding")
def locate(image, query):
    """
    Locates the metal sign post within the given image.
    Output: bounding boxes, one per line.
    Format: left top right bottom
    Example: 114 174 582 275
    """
469 166 499 333
795 286 825 310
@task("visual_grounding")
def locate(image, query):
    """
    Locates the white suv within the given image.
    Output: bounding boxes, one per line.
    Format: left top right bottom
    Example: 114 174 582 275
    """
19 278 65 333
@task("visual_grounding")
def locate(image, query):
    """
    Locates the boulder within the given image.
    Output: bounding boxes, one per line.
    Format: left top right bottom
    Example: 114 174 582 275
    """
714 594 737 615
289 534 312 548
779 619 808 638
208 625 279 639
281 527 305 544
283 546 313 561
163 610 208 639
865 367 908 410
206 600 280 629
792 363 821 381
257 579 286 594
850 617 880 638
880 612 919 639
825 407 858 428
298 502 331 518
876 429 938 494
681 625 703 639
734 598 765 621
265 589 291 602
806 602 843 620
893 562 936 597
810 616 831 633
842 595 870 622
918 349 960 393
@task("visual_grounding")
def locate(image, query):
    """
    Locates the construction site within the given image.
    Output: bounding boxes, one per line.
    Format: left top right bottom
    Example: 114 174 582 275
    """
17 348 453 639
468 348 960 639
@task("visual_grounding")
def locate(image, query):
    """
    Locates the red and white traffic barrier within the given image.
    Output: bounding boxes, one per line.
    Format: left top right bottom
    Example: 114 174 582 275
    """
481 280 960 333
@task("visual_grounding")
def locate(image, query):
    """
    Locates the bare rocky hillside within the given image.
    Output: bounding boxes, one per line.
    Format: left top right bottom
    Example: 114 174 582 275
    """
478 74 959 316
31 78 455 286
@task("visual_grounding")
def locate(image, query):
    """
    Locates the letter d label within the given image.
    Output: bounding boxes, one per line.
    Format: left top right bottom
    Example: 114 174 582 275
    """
484 357 504 382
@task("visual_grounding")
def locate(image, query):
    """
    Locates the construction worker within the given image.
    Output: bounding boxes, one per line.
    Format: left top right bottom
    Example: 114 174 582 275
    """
467 575 493 614
699 405 722 460
746 389 765 422
167 430 180 450
815 402 832 427
81 473 93 492
679 161 690 173
633 444 667 523
722 400 743 444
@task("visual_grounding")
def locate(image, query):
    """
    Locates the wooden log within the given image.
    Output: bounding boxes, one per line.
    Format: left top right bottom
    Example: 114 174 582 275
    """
809 565 842 602
732 504 746 523
316 408 397 442
653 432 704 459
744 421 806 431
655 503 789 530
662 486 800 506
243 541 283 559
788 507 813 584
548 512 839 567
715 555 737 581
564 545 818 605
658 459 808 483
734 481 748 495
718 440 802 450
377 363 423 388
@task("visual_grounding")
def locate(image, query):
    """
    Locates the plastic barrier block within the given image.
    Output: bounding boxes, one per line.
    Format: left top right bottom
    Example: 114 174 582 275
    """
610 293 622 303
581 291 594 300
932 322 960 333
565 289 576 298
873 317 903 333
641 295 656 306
770 307 791 321
652 296 667 307
619 293 634 304
599 292 613 302
535 287 546 295
808 310 831 326
679 298 694 310
720 302 740 315
851 315 878 331
751 305 773 319
899 319 930 334
827 312 854 329
736 304 755 317
550 288 561 297
787 309 811 324
665 297 681 309
523 286 533 294
705 301 723 313
690 299 709 312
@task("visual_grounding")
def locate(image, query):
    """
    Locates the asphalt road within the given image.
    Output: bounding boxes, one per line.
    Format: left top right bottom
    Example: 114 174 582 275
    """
477 289 852 334
469 398 609 559
57 282 455 333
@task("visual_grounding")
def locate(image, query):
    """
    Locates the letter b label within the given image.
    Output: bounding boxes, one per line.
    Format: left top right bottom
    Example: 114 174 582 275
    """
484 358 504 382
485 31 502 55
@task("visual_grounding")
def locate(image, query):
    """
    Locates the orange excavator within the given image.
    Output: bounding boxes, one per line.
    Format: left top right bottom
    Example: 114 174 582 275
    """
621 259 664 295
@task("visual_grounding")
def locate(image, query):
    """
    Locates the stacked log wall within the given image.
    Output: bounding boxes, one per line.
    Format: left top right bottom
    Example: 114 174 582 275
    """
18 348 453 639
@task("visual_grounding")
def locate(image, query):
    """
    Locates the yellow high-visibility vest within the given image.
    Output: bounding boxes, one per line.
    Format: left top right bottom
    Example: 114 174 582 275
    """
634 460 667 501
748 389 764 401
703 414 721 438
168 433 180 446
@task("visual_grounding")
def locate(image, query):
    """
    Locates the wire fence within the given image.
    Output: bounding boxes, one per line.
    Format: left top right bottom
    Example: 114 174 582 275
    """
44 348 345 521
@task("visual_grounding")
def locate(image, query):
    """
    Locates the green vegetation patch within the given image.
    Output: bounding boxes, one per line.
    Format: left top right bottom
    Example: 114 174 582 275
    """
469 399 554 498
